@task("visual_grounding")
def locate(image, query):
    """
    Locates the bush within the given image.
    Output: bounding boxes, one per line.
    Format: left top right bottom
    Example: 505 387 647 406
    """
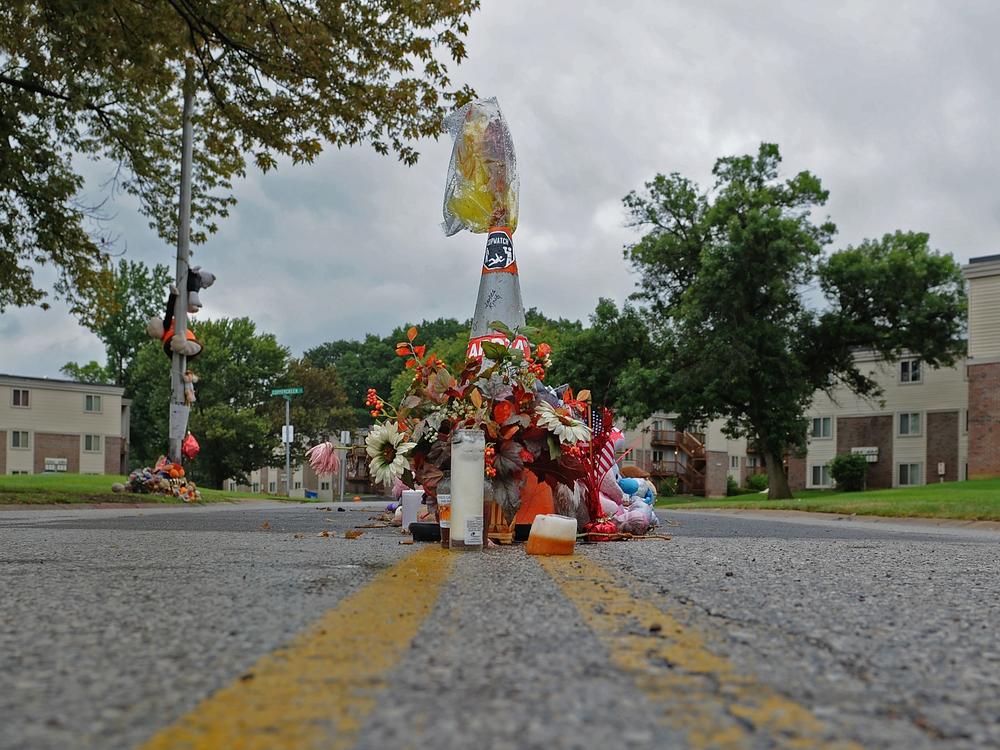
746 473 769 492
726 476 757 496
828 453 869 491
656 476 678 497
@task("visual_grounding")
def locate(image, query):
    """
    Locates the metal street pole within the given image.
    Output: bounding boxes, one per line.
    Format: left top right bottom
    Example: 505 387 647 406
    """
285 396 291 497
168 59 195 464
339 447 346 502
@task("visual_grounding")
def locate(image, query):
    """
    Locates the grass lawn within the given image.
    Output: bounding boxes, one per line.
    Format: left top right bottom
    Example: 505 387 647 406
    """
657 478 1000 521
0 473 290 505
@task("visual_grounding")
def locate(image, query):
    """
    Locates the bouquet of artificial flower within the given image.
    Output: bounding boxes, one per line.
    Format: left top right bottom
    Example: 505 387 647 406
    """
363 325 591 521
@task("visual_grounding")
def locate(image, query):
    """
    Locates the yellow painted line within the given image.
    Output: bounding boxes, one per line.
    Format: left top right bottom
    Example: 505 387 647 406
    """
539 554 862 750
140 547 452 750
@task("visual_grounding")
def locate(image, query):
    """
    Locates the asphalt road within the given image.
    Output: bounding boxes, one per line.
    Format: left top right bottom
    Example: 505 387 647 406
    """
1 502 997 749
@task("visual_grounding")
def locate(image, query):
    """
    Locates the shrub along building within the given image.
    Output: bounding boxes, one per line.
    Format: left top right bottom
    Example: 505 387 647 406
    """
0 375 131 475
622 254 1000 496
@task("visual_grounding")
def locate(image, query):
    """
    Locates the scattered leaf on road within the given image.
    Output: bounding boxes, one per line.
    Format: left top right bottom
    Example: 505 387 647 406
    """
261 521 271 530
345 530 364 539
318 530 330 538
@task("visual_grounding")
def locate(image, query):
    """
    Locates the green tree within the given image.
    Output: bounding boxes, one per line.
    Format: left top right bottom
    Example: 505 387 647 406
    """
306 317 468 423
547 298 654 411
129 317 289 486
1 1 478 312
63 259 171 391
621 143 965 499
59 360 111 384
267 358 354 465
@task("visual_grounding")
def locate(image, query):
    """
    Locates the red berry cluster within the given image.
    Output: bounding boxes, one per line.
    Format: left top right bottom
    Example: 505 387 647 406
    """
564 444 583 459
365 388 384 417
484 444 497 478
528 362 545 380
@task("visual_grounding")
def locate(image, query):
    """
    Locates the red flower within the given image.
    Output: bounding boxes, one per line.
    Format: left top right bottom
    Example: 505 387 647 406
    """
519 448 534 464
536 342 552 359
493 400 514 425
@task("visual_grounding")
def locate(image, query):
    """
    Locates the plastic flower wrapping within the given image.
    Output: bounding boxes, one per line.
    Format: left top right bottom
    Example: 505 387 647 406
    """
441 97 519 236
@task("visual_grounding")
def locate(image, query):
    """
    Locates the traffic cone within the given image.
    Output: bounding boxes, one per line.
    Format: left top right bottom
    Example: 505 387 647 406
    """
467 226 529 358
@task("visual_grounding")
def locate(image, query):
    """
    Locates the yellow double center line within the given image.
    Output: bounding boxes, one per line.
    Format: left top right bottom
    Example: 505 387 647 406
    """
142 546 859 749
539 555 862 750
140 547 452 750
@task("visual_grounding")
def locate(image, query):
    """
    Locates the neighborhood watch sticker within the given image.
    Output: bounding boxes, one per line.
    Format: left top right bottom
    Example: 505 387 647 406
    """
482 228 516 272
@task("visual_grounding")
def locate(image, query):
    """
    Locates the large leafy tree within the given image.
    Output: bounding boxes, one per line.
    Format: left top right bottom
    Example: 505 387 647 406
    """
547 298 653 411
267 358 354 465
129 317 289 487
0 0 478 311
622 143 965 498
306 317 468 424
62 259 171 390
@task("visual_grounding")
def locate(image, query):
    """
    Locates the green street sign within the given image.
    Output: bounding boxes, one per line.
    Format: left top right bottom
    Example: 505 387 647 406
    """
271 386 304 396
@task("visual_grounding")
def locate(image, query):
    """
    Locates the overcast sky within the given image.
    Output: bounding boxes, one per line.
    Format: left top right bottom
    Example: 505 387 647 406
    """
3 0 998 379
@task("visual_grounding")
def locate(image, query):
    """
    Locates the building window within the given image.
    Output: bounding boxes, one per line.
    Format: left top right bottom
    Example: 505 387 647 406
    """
810 417 832 439
294 481 302 490
252 482 260 492
730 455 740 469
83 434 102 452
11 430 29 449
899 463 922 486
810 464 831 487
11 388 29 408
900 359 922 383
898 412 921 436
320 481 331 490
11 469 29 475
85 394 102 413
747 456 758 469
269 481 276 493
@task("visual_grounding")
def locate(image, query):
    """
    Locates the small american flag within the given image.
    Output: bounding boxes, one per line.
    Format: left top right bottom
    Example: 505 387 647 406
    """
591 408 622 481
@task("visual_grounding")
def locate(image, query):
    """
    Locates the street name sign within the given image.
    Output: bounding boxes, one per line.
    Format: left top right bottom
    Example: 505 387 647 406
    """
271 387 304 396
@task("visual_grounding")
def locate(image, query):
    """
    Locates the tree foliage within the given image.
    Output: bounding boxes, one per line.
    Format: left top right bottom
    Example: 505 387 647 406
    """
63 259 170 390
546 298 655 414
59 360 112 384
128 317 289 486
621 143 965 498
267 358 353 465
0 0 478 311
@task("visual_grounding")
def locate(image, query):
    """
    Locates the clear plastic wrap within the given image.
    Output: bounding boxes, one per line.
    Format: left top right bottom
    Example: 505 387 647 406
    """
441 97 519 236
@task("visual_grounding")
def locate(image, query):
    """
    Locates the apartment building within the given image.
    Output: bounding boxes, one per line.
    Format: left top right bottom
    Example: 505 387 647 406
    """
0 375 130 475
622 254 1000 496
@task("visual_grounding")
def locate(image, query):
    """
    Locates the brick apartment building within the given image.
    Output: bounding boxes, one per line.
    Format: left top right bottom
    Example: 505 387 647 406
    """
0 375 131 475
623 254 1000 496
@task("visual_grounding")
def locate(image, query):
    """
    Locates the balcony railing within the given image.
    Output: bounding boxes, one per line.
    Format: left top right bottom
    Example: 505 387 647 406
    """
650 429 705 447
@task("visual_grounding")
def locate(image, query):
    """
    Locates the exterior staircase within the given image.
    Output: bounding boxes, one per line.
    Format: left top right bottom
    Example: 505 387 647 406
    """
648 429 707 496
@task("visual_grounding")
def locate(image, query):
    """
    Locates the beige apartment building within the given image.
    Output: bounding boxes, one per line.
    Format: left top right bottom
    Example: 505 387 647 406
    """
622 254 1000 496
0 375 130 475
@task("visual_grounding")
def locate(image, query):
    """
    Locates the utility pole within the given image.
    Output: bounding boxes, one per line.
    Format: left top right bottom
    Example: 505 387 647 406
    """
168 59 196 464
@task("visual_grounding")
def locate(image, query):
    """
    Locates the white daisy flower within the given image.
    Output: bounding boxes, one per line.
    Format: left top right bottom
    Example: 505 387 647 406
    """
536 401 591 444
365 422 416 486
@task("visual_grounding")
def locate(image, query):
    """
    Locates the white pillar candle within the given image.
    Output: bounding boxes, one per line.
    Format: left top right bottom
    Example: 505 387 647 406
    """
450 429 485 551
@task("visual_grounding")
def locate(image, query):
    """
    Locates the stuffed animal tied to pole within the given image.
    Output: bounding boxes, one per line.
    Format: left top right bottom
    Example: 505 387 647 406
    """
146 266 216 359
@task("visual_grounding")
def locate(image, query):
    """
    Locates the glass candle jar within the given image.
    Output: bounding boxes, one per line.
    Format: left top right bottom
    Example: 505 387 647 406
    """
450 429 485 552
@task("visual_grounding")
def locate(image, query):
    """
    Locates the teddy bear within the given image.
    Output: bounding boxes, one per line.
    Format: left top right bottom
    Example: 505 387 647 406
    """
145 267 215 359
183 370 198 404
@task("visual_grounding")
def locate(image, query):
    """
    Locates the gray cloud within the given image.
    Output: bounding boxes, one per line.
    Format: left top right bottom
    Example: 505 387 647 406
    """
3 0 998 377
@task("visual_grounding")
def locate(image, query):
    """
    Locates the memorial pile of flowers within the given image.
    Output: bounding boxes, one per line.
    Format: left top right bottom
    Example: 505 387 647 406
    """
363 324 593 521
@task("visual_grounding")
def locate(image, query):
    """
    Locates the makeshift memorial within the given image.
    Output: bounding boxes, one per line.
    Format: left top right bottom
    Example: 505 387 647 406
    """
354 326 590 533
125 456 201 502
